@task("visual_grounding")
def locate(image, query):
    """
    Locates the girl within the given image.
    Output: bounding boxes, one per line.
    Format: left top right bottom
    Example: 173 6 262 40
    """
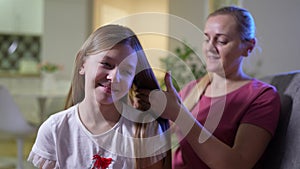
28 24 170 169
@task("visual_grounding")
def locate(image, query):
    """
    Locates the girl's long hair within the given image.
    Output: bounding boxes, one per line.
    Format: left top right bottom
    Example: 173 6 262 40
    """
64 24 170 168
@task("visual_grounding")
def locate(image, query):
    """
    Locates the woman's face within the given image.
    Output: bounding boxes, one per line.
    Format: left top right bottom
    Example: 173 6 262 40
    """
202 14 248 75
80 44 138 105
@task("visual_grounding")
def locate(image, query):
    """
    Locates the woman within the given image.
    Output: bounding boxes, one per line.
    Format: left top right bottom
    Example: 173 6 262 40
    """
28 24 170 169
145 6 280 169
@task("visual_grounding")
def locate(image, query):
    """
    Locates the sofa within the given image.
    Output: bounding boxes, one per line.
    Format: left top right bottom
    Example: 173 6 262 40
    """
260 71 300 169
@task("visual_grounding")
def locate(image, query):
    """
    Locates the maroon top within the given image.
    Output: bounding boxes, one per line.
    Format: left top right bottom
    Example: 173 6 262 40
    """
173 79 280 169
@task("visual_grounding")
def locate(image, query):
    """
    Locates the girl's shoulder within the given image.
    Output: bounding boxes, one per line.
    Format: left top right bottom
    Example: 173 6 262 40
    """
50 104 77 117
120 103 164 136
43 104 78 129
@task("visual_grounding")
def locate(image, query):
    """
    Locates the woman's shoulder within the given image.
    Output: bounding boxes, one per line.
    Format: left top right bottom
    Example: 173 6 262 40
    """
179 79 199 98
234 79 280 103
247 78 278 94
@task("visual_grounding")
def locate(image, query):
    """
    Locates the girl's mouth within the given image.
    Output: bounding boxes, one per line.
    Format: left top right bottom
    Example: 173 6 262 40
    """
98 82 112 94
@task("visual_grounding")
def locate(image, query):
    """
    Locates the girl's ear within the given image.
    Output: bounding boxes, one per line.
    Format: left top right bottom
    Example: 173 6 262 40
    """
242 38 256 57
79 65 85 75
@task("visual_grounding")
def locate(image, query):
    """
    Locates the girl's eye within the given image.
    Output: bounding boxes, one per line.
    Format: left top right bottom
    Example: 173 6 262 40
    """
120 69 134 76
126 70 134 75
100 62 113 69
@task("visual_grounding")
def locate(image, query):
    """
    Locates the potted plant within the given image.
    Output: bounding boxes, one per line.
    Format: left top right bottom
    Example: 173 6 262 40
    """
38 62 62 91
160 42 207 91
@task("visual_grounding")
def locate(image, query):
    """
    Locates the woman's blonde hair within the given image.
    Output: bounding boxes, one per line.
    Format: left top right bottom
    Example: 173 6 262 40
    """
184 6 257 108
208 6 256 41
184 6 257 110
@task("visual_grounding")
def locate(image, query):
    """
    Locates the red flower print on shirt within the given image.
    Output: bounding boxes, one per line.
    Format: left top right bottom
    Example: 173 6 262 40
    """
91 154 112 169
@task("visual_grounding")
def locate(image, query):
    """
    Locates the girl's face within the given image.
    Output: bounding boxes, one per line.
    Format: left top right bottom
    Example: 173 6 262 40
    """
202 14 248 75
80 44 138 105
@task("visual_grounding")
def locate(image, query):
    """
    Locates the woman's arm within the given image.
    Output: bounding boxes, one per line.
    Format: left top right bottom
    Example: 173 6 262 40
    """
148 72 274 169
175 107 271 169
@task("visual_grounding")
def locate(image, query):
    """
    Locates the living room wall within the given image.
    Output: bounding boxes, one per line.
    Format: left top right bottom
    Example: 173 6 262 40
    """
243 0 300 77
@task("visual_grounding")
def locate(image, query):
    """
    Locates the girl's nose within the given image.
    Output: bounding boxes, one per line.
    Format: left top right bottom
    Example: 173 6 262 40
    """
107 68 120 82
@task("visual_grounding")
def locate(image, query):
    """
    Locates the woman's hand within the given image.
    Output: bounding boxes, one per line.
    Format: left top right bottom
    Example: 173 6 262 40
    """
133 72 183 121
148 72 183 121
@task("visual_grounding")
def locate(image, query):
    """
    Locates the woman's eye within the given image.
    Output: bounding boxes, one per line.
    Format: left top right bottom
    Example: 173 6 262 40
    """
217 40 227 45
203 36 209 43
216 37 228 45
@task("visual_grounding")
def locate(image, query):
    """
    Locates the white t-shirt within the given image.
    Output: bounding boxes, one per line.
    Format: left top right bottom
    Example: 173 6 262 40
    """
27 104 168 169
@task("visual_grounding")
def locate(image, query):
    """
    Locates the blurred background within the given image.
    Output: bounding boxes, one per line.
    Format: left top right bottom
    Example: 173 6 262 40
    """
0 0 299 168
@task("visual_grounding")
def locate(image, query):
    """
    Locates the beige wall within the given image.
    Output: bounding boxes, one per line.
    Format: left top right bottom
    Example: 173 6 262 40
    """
93 0 169 79
243 0 300 77
7 0 298 79
93 0 169 50
168 0 207 62
169 0 300 77
1 0 299 79
42 0 93 80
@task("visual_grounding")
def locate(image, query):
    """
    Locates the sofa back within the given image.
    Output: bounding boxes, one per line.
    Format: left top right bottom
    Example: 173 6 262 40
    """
260 71 300 169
